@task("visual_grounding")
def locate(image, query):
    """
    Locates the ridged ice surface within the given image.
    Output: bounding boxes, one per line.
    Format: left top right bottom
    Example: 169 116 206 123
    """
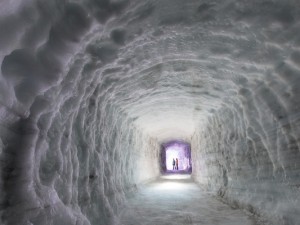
0 0 300 224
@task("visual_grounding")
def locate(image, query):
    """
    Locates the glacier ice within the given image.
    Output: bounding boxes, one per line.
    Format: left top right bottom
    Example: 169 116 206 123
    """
0 0 300 224
119 174 257 225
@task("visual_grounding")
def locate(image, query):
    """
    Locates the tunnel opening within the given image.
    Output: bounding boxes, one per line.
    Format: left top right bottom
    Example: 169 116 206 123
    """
160 140 192 174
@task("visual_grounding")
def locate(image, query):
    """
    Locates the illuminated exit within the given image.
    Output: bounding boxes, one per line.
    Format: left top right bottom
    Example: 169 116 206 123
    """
160 141 192 173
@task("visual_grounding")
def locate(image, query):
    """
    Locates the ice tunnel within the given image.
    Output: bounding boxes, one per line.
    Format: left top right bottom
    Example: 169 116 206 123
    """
0 0 300 224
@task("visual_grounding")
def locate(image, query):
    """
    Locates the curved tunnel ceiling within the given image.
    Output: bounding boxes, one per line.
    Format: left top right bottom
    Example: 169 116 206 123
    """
2 0 299 143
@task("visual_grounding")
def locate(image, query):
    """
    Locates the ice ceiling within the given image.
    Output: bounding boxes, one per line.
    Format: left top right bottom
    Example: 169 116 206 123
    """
0 0 300 224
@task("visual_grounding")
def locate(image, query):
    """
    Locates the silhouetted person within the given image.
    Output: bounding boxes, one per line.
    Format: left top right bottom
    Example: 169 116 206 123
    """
176 158 179 170
172 158 175 170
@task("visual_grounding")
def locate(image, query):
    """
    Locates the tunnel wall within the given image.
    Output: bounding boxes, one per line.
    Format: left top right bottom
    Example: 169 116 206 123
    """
0 3 161 224
192 83 300 224
0 81 160 225
0 1 164 225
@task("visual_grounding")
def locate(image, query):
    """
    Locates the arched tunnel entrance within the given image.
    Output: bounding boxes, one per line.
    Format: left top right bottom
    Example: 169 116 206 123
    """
160 140 192 173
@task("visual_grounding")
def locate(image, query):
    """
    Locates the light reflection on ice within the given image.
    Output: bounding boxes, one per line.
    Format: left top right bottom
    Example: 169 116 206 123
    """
160 174 191 180
152 181 186 190
119 174 256 225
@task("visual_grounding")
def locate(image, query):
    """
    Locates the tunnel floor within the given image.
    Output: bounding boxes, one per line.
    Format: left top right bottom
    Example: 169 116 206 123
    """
119 174 259 225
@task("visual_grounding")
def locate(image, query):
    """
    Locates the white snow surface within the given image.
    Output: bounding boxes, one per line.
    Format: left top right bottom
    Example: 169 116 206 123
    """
119 174 258 225
0 0 300 224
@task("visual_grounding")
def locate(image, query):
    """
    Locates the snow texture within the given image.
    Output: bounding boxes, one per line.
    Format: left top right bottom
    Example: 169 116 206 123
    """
0 0 300 224
120 174 257 225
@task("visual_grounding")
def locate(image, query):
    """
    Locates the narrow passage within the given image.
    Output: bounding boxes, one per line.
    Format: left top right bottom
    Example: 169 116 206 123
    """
119 174 258 225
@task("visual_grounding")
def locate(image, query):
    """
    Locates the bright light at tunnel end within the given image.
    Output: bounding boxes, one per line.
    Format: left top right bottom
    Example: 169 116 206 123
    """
161 140 192 173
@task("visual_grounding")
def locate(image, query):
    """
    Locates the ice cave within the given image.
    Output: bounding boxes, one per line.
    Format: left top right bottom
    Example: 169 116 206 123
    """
0 0 300 224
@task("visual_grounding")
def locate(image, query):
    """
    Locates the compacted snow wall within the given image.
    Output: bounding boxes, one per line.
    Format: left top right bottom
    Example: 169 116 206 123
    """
0 56 160 225
1 95 159 225
0 1 161 225
0 62 160 224
192 91 300 224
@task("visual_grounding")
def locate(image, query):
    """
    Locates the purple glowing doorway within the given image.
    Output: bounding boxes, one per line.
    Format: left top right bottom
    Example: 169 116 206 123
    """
160 141 192 173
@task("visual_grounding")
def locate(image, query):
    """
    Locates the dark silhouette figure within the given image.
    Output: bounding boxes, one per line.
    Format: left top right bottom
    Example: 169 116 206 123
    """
172 158 175 170
176 158 179 170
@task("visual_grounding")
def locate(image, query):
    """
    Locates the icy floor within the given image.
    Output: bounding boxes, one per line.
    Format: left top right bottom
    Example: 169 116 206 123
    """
119 174 257 225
